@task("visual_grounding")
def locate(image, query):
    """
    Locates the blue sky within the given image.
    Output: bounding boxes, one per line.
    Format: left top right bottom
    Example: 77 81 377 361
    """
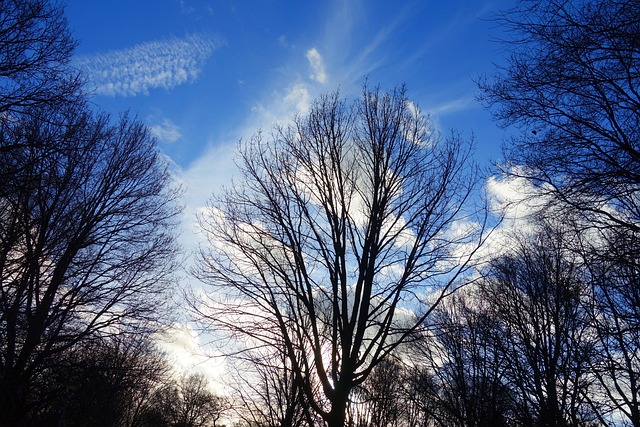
66 0 512 167
66 0 516 253
64 0 518 377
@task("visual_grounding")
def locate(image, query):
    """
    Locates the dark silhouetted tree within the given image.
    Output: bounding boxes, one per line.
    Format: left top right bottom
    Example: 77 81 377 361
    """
0 1 181 424
347 358 406 427
193 84 486 427
417 293 515 427
480 2 640 423
579 231 640 426
145 373 229 427
46 334 173 427
230 347 318 427
0 102 181 423
399 365 439 427
479 221 595 427
0 0 80 122
479 0 640 235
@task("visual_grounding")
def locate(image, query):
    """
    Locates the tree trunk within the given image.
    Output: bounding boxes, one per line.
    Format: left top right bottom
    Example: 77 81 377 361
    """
326 400 347 427
324 383 350 427
0 370 29 426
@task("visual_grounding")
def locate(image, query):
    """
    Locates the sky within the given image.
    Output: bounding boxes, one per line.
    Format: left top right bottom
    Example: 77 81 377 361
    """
64 0 518 384
66 0 513 164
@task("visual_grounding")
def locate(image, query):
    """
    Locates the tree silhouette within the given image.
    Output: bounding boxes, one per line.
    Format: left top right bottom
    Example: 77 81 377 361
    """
419 293 515 427
0 103 181 423
194 84 485 427
479 221 595 427
0 0 81 122
480 0 640 235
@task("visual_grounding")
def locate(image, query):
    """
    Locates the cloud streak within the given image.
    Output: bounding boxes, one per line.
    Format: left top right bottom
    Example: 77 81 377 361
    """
76 34 220 97
306 48 327 84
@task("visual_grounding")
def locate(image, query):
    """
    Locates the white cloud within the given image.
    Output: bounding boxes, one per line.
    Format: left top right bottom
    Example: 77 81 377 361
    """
306 48 327 84
175 82 313 251
486 171 549 221
467 172 553 262
249 82 312 127
149 117 182 143
157 322 227 393
174 142 238 255
404 100 433 146
284 83 311 113
75 34 221 97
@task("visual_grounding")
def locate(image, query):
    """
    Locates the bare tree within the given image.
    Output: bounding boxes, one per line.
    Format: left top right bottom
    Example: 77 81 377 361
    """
416 293 515 427
0 0 83 193
40 334 173 427
176 373 229 427
0 0 81 121
0 1 182 423
479 1 640 425
230 347 318 427
579 231 640 426
347 358 406 427
0 102 181 423
479 0 640 235
479 221 596 427
400 365 440 427
147 373 230 427
194 84 485 427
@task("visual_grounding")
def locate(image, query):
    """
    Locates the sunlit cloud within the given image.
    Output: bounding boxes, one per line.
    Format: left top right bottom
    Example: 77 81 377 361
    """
404 100 433 145
75 34 221 97
467 171 552 262
486 170 550 221
157 323 227 393
306 48 327 84
149 117 182 143
284 83 311 113
249 82 312 128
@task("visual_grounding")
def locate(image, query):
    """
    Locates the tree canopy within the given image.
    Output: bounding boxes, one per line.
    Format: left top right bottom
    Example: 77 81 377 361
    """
0 1 182 423
194 85 484 427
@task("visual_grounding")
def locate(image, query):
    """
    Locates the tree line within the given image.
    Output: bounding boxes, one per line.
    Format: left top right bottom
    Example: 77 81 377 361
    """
1 0 638 426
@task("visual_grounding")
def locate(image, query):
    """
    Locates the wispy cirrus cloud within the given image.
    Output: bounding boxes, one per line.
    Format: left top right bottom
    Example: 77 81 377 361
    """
75 34 221 97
